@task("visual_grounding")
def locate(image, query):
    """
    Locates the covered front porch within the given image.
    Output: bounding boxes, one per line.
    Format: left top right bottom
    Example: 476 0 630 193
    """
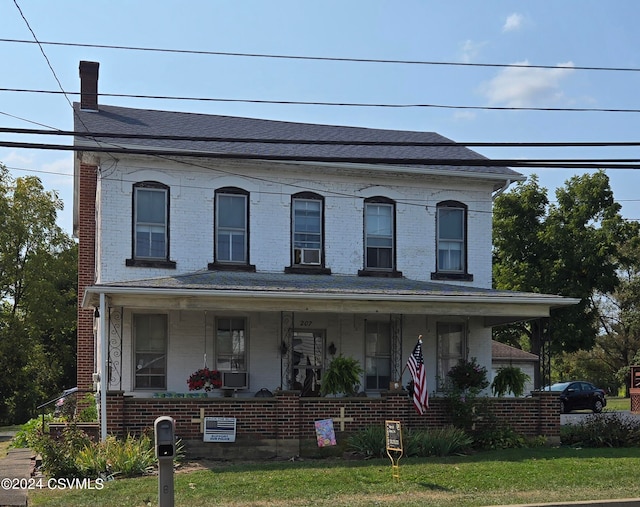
82 270 577 445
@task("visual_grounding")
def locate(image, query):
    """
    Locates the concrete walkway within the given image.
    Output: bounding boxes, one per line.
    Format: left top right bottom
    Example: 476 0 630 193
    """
0 448 34 507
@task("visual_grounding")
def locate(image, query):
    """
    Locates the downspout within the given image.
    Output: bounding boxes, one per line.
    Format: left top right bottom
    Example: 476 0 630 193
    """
100 293 107 442
492 179 511 201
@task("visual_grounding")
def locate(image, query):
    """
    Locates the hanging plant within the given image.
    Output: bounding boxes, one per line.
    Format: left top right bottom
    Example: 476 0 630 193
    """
187 368 222 391
320 355 363 397
491 366 530 397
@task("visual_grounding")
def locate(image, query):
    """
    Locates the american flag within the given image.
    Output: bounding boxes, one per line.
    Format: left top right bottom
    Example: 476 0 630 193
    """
407 337 428 414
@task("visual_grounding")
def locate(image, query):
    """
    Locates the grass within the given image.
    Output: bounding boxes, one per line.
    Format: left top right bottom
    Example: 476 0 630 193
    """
28 447 640 507
605 396 630 411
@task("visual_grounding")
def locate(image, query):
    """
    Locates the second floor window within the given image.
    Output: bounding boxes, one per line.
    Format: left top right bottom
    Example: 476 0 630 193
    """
365 200 394 270
133 182 169 260
292 194 323 266
216 189 248 263
436 201 466 273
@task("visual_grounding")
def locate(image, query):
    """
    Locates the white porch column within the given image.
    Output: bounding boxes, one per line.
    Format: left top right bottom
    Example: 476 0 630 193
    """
100 293 107 442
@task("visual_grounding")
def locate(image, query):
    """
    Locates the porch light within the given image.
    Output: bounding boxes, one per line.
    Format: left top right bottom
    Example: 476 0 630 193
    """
328 342 337 356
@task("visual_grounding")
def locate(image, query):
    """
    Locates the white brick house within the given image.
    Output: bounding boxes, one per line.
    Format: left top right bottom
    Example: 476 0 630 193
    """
73 61 576 443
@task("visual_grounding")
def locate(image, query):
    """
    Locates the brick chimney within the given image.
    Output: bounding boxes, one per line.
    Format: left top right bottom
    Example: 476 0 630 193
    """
79 61 99 111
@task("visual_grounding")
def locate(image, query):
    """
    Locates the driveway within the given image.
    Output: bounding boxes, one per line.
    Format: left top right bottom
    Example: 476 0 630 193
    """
561 410 640 425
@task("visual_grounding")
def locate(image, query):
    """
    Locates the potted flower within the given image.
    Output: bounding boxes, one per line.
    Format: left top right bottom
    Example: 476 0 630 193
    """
187 368 222 392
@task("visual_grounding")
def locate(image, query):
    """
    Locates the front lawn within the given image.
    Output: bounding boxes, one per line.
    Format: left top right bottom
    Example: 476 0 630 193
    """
29 447 640 507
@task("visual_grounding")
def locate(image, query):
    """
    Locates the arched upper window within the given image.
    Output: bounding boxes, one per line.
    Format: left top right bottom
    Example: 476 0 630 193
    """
214 187 250 265
126 181 175 268
432 200 472 281
364 196 395 271
291 192 325 268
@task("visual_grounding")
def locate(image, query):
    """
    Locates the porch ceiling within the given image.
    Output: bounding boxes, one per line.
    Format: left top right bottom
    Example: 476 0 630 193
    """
83 271 578 327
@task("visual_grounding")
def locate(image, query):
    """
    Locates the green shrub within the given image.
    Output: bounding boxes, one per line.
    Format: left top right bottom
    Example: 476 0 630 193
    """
347 425 472 458
75 434 154 479
474 425 527 450
77 394 98 422
10 414 53 449
561 412 640 447
347 425 386 457
406 426 473 457
34 424 92 478
31 424 181 479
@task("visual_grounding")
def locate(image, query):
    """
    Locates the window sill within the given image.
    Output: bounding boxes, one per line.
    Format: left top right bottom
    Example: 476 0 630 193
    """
208 262 256 272
430 271 474 282
358 269 403 278
284 265 332 275
126 259 176 269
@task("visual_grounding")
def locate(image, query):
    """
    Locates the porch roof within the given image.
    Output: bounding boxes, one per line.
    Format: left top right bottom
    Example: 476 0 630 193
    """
83 271 578 327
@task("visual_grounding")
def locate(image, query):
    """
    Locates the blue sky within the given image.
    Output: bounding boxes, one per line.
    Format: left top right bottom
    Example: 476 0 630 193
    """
2 1 640 233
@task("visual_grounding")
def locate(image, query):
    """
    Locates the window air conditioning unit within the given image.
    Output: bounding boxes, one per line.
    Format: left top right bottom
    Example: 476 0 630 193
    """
294 248 321 265
222 371 248 390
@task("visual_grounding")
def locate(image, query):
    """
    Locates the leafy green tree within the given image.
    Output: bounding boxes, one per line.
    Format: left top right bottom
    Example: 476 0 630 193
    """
0 164 77 423
493 172 635 385
586 234 640 395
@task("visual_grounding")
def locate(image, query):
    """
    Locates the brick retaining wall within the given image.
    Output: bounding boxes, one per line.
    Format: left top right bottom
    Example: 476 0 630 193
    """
106 390 559 458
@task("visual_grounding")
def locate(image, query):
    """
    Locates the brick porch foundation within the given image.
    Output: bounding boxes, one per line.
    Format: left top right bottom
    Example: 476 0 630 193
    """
105 390 560 459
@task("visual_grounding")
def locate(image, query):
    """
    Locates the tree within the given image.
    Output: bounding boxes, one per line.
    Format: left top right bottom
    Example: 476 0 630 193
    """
493 171 635 385
0 164 77 423
586 234 640 395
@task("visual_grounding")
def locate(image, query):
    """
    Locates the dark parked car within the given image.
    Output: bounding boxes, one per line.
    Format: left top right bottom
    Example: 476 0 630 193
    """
545 381 606 413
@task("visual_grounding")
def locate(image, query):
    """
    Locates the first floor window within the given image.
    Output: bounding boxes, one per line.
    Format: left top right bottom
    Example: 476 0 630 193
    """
216 318 247 371
133 183 169 260
134 314 167 389
292 330 324 396
365 321 391 390
437 322 466 390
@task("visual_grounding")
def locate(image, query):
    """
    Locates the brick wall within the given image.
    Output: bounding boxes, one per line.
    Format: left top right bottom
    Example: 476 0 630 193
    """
96 160 494 287
77 163 98 396
106 390 559 458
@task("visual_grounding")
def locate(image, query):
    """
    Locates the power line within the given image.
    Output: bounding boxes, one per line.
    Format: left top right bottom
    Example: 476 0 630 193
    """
5 163 640 223
3 87 640 114
4 139 640 169
11 2 118 163
1 38 638 74
4 126 640 148
11 2 73 111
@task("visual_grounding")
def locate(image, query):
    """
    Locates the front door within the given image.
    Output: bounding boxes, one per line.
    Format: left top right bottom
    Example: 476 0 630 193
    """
292 330 324 396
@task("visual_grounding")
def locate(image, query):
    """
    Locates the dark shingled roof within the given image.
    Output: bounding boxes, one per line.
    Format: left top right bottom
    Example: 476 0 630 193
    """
73 103 523 179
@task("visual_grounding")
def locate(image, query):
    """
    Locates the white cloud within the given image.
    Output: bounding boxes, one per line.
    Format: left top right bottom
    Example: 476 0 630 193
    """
480 61 575 108
2 150 34 167
453 110 476 121
503 13 524 32
459 39 487 63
